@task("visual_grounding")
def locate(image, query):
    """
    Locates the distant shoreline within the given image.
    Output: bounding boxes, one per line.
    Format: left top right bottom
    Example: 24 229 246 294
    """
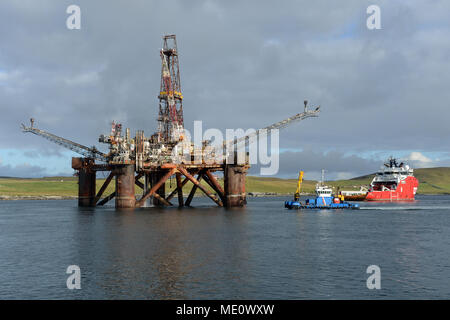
0 195 78 201
1 168 450 200
0 193 296 201
0 192 444 201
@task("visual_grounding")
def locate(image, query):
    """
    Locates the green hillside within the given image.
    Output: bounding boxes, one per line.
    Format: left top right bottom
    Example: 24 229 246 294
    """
0 167 449 198
245 168 450 195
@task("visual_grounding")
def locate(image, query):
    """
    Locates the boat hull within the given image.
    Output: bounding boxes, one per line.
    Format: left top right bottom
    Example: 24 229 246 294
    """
342 194 367 201
284 199 360 210
366 176 418 201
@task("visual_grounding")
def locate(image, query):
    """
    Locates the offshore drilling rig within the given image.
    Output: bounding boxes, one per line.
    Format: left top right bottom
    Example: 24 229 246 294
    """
22 35 320 209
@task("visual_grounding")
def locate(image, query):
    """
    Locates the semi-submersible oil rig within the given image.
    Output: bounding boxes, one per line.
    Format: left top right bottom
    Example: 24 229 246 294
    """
22 35 320 209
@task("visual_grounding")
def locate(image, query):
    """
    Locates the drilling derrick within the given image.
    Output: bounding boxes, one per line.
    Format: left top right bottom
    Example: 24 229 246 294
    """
158 35 184 144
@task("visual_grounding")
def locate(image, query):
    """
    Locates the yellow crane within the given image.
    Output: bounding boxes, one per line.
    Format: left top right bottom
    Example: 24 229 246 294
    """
294 171 304 201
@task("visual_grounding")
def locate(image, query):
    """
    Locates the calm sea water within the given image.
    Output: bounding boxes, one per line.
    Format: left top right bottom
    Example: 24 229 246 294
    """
1 195 450 299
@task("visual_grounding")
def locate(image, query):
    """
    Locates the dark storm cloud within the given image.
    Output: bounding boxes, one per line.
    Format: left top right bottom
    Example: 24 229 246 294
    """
1 0 449 178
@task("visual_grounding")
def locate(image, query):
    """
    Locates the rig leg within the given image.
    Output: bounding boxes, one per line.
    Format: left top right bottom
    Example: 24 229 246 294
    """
78 167 96 207
176 173 184 207
224 164 248 207
115 165 136 208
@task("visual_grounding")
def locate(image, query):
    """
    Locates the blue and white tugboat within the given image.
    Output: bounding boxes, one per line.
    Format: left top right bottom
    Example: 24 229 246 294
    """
285 170 359 210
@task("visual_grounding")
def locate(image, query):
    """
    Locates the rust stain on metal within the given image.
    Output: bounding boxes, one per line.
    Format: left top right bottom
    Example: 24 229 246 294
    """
115 165 136 208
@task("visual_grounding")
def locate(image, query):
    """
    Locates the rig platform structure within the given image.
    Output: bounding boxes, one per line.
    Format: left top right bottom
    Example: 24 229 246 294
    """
22 35 320 209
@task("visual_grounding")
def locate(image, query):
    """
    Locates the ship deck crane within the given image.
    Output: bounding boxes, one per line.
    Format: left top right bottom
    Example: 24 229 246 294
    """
21 119 107 162
294 171 304 201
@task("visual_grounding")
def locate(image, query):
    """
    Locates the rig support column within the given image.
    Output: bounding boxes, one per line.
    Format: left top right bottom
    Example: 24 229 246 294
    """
224 164 248 207
78 167 96 207
115 165 136 208
73 157 96 207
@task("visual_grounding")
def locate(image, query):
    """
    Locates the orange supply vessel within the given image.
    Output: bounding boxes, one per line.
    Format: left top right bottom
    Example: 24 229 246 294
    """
366 157 419 201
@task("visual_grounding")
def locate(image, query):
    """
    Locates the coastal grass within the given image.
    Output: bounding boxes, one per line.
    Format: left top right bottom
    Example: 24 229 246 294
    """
1 167 449 197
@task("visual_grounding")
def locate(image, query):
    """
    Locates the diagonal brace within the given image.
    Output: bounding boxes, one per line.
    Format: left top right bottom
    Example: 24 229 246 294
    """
136 168 176 207
178 167 223 207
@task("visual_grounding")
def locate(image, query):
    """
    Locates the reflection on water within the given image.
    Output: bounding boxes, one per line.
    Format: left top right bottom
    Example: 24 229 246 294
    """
71 205 250 299
1 195 450 299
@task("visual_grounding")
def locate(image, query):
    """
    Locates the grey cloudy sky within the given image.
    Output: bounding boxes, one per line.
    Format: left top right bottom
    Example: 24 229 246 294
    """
1 0 449 179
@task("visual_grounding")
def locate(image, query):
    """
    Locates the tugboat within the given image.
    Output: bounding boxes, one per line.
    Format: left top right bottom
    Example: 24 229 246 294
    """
285 170 359 210
366 157 419 201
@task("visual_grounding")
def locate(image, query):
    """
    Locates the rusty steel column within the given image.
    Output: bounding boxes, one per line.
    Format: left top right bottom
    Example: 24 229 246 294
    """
175 173 184 207
73 157 96 207
224 164 248 207
115 164 135 208
78 167 96 207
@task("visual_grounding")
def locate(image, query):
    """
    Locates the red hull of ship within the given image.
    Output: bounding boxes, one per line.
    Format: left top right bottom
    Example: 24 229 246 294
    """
366 176 419 201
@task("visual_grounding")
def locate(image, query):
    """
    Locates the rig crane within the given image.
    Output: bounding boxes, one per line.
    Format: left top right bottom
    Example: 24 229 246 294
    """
21 101 320 166
226 100 319 150
21 119 107 162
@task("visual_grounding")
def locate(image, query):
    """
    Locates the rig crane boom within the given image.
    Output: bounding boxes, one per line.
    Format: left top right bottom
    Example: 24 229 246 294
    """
21 119 107 162
226 100 320 150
